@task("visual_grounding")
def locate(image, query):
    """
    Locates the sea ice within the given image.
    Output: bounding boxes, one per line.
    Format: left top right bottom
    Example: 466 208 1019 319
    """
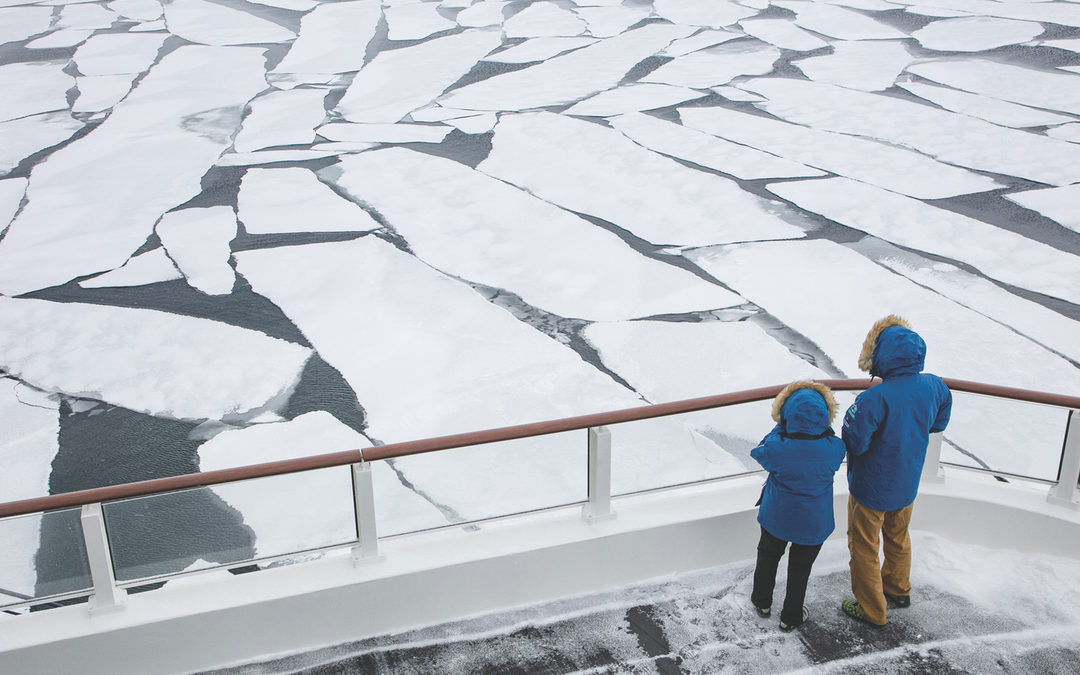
163 0 295 45
0 46 267 297
215 149 343 166
910 16 1044 51
316 122 451 144
768 177 1080 305
246 0 317 10
107 0 164 21
896 81 1075 129
72 33 167 75
737 18 829 52
437 23 694 111
774 1 907 39
572 4 652 37
483 37 596 64
640 41 781 88
678 105 1000 199
25 29 94 49
327 147 743 321
742 77 1080 186
56 3 116 31
78 247 182 288
889 0 1080 27
337 30 503 123
272 1 381 76
155 206 237 295
711 86 764 102
1047 123 1080 144
0 112 84 176
410 105 482 122
652 0 757 28
660 30 742 57
1003 183 1080 233
609 112 825 180
688 239 1080 395
130 20 166 32
906 61 1080 115
444 113 498 134
0 7 55 45
504 2 586 37
237 167 380 234
0 63 74 123
792 40 911 91
1043 38 1080 54
233 88 328 153
0 178 26 229
386 1 456 40
563 84 706 117
72 75 136 113
0 297 312 420
456 0 506 27
478 112 804 247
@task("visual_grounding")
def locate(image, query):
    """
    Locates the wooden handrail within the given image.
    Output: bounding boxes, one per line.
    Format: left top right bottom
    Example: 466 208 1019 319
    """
1 377 1077 519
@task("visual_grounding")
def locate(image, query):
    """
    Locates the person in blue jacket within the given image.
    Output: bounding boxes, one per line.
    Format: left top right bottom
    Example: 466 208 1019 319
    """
750 380 846 631
841 315 952 627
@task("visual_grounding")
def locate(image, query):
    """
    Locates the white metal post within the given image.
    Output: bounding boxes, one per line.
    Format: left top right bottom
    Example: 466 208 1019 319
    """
922 432 945 483
582 426 616 522
1048 410 1080 509
80 503 126 613
351 461 384 563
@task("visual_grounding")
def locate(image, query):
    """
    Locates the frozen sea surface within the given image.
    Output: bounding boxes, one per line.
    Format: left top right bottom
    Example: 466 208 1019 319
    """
1 0 1079 623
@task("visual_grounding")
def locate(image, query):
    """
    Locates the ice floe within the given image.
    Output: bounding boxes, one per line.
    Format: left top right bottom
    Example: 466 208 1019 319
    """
246 0 317 10
215 149 343 166
572 4 652 37
438 23 694 111
609 112 825 180
483 37 596 64
0 63 74 123
479 112 804 247
678 105 1000 199
72 32 167 76
1004 184 1080 234
896 80 1075 129
906 60 1080 115
456 0 506 28
163 0 295 45
444 113 498 134
504 2 586 37
238 167 380 234
107 0 164 21
0 46 267 297
767 176 1080 305
660 29 741 57
0 7 54 45
233 88 327 153
156 206 237 295
26 29 94 49
563 83 705 117
271 1 381 76
652 0 757 28
72 75 137 113
737 17 829 51
386 1 456 40
316 122 451 144
0 297 312 420
742 77 1080 186
775 0 908 39
338 29 502 123
889 0 1080 27
688 239 1080 395
910 16 1044 51
78 247 182 288
327 147 743 321
1043 38 1080 54
640 41 781 88
56 3 116 31
792 40 911 91
1047 123 1080 144
0 112 84 176
0 177 26 229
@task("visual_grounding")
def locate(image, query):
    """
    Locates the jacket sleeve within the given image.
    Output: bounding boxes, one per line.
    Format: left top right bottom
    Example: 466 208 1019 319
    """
842 392 880 457
930 382 952 433
750 425 783 471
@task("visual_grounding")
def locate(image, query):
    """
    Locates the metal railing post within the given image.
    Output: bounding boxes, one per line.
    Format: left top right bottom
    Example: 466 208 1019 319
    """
582 426 616 522
922 432 945 483
1048 410 1080 509
80 503 125 613
351 459 383 563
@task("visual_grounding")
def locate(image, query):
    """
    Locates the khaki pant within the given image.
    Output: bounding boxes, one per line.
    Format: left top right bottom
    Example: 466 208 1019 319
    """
847 495 914 626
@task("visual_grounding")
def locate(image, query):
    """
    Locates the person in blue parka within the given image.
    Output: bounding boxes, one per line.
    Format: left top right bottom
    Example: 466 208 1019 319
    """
750 380 846 631
841 315 952 628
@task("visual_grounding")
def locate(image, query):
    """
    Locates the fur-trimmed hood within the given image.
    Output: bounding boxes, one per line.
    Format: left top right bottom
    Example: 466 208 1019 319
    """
771 380 837 436
858 315 925 378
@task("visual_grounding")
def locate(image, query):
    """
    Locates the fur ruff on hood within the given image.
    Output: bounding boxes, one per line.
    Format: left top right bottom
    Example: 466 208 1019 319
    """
858 315 912 373
771 380 838 425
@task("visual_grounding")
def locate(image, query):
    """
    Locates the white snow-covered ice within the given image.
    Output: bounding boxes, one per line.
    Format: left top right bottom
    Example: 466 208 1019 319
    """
155 206 237 295
238 167 380 234
1003 183 1080 233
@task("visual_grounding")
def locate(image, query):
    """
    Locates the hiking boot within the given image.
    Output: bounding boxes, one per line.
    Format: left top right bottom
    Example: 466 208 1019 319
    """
885 593 911 608
753 603 771 618
841 600 886 628
779 606 808 632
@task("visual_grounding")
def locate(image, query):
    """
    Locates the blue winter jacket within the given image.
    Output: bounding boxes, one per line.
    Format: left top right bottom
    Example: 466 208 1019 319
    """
842 325 953 511
751 388 846 546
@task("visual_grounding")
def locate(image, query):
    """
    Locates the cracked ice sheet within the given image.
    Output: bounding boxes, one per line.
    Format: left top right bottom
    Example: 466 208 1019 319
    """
889 0 1080 27
689 239 1080 395
896 81 1074 129
1047 123 1080 144
660 29 741 57
0 7 53 44
775 0 908 39
0 297 312 420
327 147 742 321
906 61 1080 116
438 23 694 112
484 37 596 64
1004 184 1080 233
678 105 999 199
233 88 327 153
163 0 295 46
0 46 267 296
479 112 804 247
238 167 379 234
737 18 829 52
79 247 181 288
609 112 825 180
768 177 1080 305
0 63 74 123
73 75 137 113
26 29 95 49
742 77 1080 186
272 1 381 76
456 0 506 28
0 112 84 176
385 1 456 40
72 33 167 75
504 3 586 38
156 206 237 295
338 30 502 123
793 40 912 91
652 0 757 28
640 42 781 89
563 84 706 117
107 0 164 21
316 122 451 144
1 178 26 228
57 4 116 31
573 4 652 38
911 16 1044 51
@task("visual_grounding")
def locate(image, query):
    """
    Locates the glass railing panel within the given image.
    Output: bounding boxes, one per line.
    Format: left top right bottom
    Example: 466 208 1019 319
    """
104 466 356 583
0 508 92 608
375 429 586 536
940 392 1068 481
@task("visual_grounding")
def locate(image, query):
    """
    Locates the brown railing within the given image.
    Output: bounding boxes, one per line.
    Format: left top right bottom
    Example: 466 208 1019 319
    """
1 377 1078 520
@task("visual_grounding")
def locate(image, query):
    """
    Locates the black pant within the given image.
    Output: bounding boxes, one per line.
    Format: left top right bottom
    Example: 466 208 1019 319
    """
751 526 822 626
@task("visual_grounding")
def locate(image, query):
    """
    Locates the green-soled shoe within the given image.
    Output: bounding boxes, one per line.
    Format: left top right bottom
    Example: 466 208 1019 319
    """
841 600 886 628
885 593 911 608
